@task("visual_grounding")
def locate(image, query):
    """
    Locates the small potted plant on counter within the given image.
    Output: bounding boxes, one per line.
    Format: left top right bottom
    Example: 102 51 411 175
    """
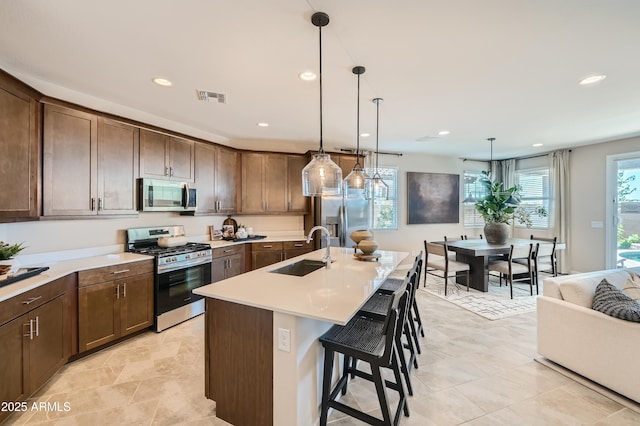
0 241 26 275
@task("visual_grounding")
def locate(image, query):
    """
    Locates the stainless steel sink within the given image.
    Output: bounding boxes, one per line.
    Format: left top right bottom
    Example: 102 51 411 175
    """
269 259 327 277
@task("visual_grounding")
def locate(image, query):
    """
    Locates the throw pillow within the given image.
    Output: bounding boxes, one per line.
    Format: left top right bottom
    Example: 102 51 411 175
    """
592 279 640 322
622 277 640 301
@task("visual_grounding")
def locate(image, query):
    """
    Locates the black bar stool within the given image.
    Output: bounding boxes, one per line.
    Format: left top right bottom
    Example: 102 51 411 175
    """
319 278 410 426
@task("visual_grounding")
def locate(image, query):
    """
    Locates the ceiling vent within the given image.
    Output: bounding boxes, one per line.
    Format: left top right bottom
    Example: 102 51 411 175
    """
197 90 226 104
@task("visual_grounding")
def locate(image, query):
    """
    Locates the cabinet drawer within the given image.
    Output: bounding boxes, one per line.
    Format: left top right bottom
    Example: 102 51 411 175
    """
78 259 154 287
0 275 68 326
212 244 245 258
283 241 313 251
251 241 284 251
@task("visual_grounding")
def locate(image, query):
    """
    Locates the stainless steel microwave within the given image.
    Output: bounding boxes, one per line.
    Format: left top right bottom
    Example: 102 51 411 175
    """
138 178 197 212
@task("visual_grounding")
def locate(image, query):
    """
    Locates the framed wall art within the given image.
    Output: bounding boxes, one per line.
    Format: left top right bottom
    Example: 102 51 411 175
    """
407 172 459 224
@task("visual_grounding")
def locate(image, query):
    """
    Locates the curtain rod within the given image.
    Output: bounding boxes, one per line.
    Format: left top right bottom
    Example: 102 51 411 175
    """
461 149 571 162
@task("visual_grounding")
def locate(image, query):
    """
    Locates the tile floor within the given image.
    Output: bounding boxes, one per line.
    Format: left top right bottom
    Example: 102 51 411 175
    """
5 289 640 425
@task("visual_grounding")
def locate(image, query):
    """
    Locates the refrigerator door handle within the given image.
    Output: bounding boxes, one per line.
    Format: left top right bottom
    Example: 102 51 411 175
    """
339 204 347 247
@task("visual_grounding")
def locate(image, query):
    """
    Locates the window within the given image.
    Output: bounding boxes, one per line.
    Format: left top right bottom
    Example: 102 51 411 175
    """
463 171 488 228
366 167 398 230
515 167 550 229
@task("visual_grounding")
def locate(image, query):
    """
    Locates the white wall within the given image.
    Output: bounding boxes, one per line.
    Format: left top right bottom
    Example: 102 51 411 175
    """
371 152 486 253
569 135 640 273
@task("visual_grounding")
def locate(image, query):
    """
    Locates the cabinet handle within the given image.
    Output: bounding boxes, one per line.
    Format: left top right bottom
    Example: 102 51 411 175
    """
91 197 96 211
165 166 169 176
24 320 34 340
263 245 273 248
22 296 42 305
35 316 39 337
116 284 120 299
123 282 127 297
112 269 130 274
170 166 174 176
223 249 233 253
294 243 303 247
98 198 103 211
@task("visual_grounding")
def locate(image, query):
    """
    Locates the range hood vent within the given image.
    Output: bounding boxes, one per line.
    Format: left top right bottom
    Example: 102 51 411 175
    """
197 90 226 104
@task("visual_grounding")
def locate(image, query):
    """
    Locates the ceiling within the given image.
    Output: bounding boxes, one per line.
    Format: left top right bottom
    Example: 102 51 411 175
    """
2 0 640 160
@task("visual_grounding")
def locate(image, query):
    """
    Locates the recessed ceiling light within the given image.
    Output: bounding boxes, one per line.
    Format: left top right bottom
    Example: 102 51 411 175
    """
299 71 316 81
257 122 269 127
360 133 370 138
579 74 606 85
438 130 450 136
532 143 544 147
152 77 173 87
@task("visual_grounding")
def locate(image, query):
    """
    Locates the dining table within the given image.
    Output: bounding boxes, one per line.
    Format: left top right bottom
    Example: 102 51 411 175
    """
438 238 565 292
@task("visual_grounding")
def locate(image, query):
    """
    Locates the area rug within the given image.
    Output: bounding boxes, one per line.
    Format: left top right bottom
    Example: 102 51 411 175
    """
419 275 540 320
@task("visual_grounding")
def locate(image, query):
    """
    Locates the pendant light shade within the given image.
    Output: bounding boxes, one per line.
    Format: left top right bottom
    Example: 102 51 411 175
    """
367 97 389 200
302 12 342 197
344 66 371 197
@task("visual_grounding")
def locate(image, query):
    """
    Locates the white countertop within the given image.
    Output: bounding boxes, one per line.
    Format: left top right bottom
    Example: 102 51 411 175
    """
194 247 409 325
0 252 152 303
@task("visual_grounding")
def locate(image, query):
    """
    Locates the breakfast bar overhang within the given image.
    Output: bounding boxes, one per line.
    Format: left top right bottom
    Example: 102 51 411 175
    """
194 247 409 426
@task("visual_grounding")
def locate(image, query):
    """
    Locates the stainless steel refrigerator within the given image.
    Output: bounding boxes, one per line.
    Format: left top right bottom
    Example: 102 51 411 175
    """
312 191 372 249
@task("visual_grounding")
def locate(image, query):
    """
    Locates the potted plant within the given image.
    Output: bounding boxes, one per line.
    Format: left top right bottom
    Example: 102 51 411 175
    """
474 172 547 244
0 241 26 275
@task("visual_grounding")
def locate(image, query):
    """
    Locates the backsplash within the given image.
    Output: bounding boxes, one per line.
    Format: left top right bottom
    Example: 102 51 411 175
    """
0 213 304 257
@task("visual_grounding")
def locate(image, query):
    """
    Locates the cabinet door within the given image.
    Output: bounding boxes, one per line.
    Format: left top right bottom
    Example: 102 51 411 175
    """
97 118 139 214
0 83 39 219
194 142 217 213
78 281 119 352
287 155 308 213
241 153 265 213
0 315 29 419
252 251 283 270
211 256 228 283
227 253 246 278
43 104 97 216
139 129 169 179
265 154 287 212
28 295 67 392
119 273 154 336
168 136 194 182
215 147 239 213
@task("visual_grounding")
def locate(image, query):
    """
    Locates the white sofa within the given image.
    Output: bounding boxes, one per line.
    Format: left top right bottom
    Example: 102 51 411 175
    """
537 267 640 403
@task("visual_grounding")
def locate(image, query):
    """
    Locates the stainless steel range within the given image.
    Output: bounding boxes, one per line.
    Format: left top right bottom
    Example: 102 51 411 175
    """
126 225 212 332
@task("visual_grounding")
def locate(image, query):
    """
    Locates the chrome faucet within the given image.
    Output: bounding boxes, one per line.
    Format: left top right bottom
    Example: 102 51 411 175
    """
307 226 333 268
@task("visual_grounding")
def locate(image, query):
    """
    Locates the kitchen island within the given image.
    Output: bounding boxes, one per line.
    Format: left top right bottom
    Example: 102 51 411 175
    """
193 246 408 426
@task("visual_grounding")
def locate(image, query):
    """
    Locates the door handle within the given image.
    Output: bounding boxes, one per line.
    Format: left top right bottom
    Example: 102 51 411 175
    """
35 316 39 337
123 282 127 298
116 284 120 299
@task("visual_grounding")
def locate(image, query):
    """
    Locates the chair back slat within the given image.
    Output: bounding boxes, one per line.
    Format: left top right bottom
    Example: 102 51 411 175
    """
511 243 533 260
426 242 447 257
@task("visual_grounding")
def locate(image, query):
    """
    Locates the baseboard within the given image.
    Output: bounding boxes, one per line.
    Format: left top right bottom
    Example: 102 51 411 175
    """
534 356 640 414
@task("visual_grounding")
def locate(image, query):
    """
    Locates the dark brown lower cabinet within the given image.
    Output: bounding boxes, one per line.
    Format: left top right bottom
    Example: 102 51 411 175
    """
0 276 72 424
211 245 246 283
78 271 153 352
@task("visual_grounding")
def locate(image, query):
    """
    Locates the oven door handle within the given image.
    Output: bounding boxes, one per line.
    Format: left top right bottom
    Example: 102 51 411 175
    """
157 256 212 273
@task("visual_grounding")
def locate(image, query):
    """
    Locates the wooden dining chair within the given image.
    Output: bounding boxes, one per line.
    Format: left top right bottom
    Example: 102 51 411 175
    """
530 235 558 277
424 241 470 295
488 243 537 299
461 234 483 240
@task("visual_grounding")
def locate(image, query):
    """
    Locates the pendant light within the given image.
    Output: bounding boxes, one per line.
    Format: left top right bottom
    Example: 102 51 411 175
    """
367 97 389 200
343 66 371 197
302 12 343 196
